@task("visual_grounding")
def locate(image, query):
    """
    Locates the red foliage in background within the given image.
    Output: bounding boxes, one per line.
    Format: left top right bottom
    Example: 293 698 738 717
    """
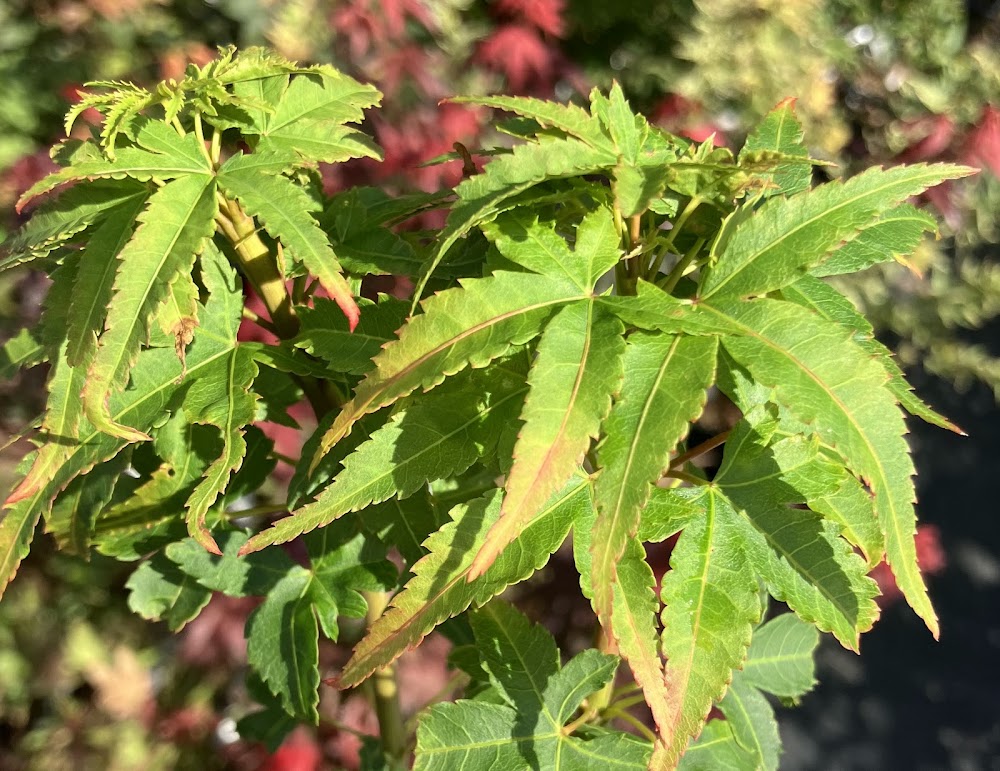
871 525 946 605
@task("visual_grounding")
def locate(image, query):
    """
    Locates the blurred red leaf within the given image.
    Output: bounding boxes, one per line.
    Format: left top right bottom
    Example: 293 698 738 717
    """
475 23 560 93
263 728 322 771
964 105 1000 177
871 525 946 605
494 0 567 38
897 115 956 163
379 0 436 40
180 595 258 668
374 44 443 97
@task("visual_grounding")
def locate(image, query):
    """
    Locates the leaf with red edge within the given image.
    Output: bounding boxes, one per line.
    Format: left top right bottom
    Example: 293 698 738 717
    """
337 478 591 689
468 299 623 579
301 271 585 474
218 154 359 329
574 505 671 740
659 487 762 767
590 333 716 640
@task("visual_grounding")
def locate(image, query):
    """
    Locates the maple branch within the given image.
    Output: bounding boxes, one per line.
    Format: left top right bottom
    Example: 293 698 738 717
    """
668 429 732 471
217 199 337 418
659 236 705 293
216 198 299 339
364 590 406 763
662 469 709 486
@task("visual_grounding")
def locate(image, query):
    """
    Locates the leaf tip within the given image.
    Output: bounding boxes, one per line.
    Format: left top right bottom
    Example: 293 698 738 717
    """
192 529 222 556
107 423 153 443
337 294 361 333
465 550 493 582
925 612 941 641
237 538 261 557
774 96 799 112
4 484 33 507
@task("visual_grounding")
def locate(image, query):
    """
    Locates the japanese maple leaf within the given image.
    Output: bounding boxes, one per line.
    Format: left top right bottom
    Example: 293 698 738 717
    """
379 0 436 39
375 44 444 97
475 23 559 92
964 105 1000 178
494 0 567 37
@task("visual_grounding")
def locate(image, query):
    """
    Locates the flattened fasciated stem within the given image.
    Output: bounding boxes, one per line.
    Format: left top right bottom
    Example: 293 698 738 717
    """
217 196 300 339
216 197 338 417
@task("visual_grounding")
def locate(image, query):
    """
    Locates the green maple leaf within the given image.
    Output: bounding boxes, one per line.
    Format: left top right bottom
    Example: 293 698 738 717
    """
780 275 962 433
249 364 525 549
738 97 813 198
705 296 938 635
245 66 382 164
337 480 591 689
699 163 974 301
126 552 213 632
0 329 45 379
0 238 244 595
575 506 672 741
164 524 394 721
413 131 617 301
810 203 939 278
657 487 763 766
0 179 149 274
82 173 219 440
680 613 819 770
590 333 716 642
48 451 131 554
413 601 652 770
179 345 259 553
18 120 214 210
713 413 880 648
294 295 409 376
469 299 624 578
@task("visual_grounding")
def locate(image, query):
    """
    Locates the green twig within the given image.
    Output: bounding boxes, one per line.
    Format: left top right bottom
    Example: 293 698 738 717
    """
610 682 643 700
663 469 709 486
364 591 407 765
659 237 706 294
193 112 215 168
210 124 223 165
216 200 299 339
216 199 338 420
609 693 648 711
601 708 657 743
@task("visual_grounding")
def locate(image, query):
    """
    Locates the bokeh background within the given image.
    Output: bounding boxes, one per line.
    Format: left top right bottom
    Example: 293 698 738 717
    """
0 1 997 768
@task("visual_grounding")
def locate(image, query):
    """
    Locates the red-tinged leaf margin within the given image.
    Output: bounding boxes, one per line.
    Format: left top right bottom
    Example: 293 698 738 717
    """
590 334 717 641
467 299 624 579
0 482 40 599
296 271 585 485
335 477 591 689
659 488 762 767
704 297 938 638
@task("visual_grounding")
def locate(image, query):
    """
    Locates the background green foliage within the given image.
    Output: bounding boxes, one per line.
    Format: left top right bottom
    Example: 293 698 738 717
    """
0 1 996 769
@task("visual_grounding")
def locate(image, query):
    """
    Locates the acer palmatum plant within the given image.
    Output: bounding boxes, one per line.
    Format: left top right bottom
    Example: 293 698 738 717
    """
0 47 973 770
